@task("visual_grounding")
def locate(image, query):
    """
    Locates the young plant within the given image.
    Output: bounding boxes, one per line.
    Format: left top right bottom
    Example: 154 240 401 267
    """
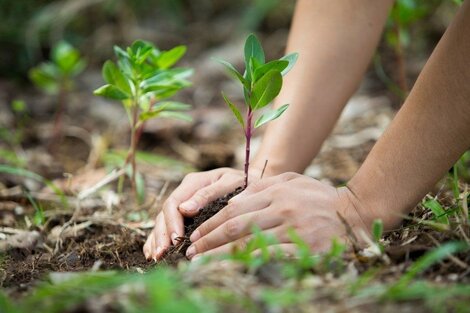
216 34 298 187
29 41 86 146
94 40 192 193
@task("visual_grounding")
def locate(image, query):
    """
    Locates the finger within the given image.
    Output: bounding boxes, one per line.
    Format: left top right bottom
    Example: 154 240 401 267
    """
230 172 298 203
151 213 171 260
178 172 244 215
190 226 290 260
187 210 284 259
143 231 155 260
163 170 225 244
190 192 272 242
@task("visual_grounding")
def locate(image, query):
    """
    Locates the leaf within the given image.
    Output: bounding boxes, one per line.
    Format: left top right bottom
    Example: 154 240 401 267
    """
0 165 66 206
279 52 299 76
102 61 131 94
159 111 193 122
392 241 469 290
423 199 449 225
253 60 288 82
52 41 85 75
251 70 282 109
244 34 265 69
127 40 154 64
222 92 245 128
93 84 130 100
254 104 288 128
214 58 250 90
156 45 187 69
29 63 60 94
153 101 191 111
372 219 383 242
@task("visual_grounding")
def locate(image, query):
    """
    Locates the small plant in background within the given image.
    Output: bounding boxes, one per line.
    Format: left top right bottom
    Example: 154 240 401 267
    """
94 40 193 196
29 41 86 147
216 34 298 187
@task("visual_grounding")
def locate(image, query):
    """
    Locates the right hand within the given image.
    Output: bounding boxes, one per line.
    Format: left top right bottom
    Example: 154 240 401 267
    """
143 167 262 261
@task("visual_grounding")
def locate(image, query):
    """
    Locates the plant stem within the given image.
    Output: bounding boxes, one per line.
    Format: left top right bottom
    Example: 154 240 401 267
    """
49 81 67 152
244 107 253 188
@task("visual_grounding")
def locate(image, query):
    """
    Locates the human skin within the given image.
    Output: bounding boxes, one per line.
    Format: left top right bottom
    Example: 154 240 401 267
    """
184 0 470 260
143 0 470 261
143 0 395 260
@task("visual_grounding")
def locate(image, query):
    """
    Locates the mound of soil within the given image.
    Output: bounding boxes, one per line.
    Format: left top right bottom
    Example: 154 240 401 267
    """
162 187 244 263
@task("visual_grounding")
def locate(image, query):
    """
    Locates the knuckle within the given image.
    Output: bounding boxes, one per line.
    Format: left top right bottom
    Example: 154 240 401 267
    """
195 188 213 202
222 204 236 220
224 219 240 239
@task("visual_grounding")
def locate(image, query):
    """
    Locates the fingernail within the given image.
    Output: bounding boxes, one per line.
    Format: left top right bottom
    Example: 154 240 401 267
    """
186 245 196 259
180 199 198 212
171 232 179 245
190 230 200 242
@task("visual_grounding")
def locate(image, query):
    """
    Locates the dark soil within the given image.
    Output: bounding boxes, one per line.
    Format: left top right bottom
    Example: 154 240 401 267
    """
2 224 151 293
161 187 244 263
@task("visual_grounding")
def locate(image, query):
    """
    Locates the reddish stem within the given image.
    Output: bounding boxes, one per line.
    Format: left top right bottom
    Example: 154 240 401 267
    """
244 107 253 188
49 83 66 152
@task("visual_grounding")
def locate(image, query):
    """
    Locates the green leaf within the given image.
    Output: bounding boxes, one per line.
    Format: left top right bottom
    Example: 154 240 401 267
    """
0 165 66 206
135 171 145 205
372 219 383 242
251 70 282 109
279 52 299 76
156 45 187 69
127 40 154 64
222 92 245 128
93 84 130 100
153 101 191 111
253 60 288 82
102 61 131 94
159 111 193 122
214 58 250 90
254 104 288 128
52 41 85 75
423 199 449 225
29 63 60 94
392 241 469 290
244 34 265 69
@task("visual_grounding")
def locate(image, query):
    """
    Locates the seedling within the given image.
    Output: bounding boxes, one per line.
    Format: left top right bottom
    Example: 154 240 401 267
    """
29 41 86 147
216 34 298 187
94 40 192 194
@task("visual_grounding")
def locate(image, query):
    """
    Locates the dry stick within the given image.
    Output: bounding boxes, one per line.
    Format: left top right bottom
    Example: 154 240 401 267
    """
425 233 468 270
77 168 126 200
54 168 126 254
260 159 268 179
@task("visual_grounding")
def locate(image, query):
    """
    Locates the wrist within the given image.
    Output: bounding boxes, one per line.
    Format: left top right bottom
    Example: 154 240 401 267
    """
345 177 404 231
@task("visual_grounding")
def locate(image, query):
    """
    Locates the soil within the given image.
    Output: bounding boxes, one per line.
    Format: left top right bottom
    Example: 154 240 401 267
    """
161 187 244 263
2 224 151 292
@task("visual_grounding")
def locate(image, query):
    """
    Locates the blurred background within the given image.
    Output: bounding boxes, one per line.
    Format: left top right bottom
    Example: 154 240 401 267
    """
0 0 463 186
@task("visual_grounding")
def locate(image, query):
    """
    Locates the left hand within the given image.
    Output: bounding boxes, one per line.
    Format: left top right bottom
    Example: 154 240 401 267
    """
185 172 372 260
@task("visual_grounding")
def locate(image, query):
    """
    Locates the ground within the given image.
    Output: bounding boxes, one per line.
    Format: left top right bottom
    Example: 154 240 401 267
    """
0 2 469 311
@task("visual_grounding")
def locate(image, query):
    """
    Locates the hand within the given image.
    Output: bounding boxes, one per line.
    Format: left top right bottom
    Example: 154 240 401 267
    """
143 167 262 261
185 172 375 260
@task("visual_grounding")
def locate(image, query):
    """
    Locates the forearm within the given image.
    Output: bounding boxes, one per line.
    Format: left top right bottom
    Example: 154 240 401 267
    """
252 0 394 175
348 1 470 229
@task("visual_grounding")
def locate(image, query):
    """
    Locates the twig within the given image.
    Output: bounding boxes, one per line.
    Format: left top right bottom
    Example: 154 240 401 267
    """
77 168 126 200
260 159 268 179
426 233 468 270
